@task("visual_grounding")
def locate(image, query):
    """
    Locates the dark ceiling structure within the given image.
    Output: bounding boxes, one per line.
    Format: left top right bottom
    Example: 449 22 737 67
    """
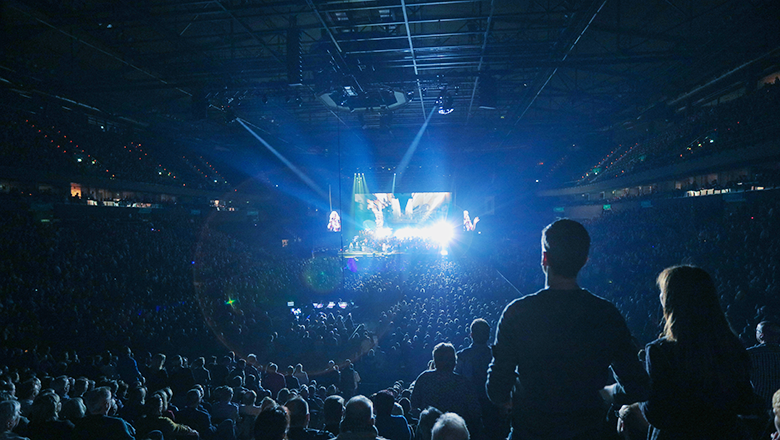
2 0 779 164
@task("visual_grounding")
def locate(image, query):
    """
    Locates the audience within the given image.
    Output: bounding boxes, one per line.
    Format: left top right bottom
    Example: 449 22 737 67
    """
2 119 780 440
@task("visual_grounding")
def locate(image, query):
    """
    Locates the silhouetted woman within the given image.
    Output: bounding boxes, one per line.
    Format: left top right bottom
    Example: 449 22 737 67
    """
640 265 753 439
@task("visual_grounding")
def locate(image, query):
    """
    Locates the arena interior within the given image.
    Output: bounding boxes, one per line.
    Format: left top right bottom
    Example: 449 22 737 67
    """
1 0 780 439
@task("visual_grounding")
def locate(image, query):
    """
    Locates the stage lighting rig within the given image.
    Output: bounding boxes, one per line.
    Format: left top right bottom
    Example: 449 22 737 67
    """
436 92 454 115
318 86 410 113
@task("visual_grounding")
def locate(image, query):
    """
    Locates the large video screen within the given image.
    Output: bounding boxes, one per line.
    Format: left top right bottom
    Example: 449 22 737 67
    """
354 192 451 230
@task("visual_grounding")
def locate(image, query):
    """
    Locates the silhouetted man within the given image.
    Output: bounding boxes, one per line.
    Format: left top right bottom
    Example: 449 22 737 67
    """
748 320 780 410
487 219 649 440
73 387 135 440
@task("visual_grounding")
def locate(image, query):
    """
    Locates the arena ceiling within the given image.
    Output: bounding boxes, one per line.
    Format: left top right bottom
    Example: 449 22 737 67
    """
2 0 779 160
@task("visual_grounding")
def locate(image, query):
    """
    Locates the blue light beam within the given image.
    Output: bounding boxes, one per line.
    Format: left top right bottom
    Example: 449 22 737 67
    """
237 118 328 200
395 106 437 185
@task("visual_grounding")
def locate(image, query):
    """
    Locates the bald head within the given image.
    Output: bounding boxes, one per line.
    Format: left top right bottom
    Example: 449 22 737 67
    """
340 395 374 433
285 397 309 428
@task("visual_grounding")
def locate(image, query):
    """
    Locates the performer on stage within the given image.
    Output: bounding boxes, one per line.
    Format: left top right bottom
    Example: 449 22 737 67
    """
327 211 341 232
463 210 479 231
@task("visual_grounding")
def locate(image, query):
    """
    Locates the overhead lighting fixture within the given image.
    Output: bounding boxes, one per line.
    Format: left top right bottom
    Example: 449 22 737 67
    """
436 93 454 115
344 86 358 97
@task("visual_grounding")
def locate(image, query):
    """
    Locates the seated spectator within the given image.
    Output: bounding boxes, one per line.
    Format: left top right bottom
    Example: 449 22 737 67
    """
617 403 649 440
336 396 380 440
286 366 301 391
119 386 146 427
239 391 262 418
51 377 70 405
16 380 40 418
285 396 333 440
211 386 239 424
147 354 168 394
135 393 198 439
59 397 86 423
253 405 289 440
773 389 780 440
68 378 89 406
339 361 358 400
416 407 442 440
236 391 262 440
191 358 211 390
410 343 480 437
117 347 144 387
323 395 344 437
431 413 469 440
177 389 215 440
259 397 277 413
26 392 75 440
748 320 780 411
277 389 292 405
0 400 29 440
263 365 286 400
293 364 310 387
372 391 411 440
73 387 135 440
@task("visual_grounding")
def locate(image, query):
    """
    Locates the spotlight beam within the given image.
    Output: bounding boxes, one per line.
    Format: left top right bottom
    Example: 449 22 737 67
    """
237 118 328 200
395 105 437 185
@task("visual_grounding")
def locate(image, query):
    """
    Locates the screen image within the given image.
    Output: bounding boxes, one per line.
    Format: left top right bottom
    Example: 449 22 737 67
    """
354 192 452 230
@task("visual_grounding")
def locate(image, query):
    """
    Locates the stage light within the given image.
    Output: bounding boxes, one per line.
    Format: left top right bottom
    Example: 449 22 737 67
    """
431 221 454 245
375 227 393 239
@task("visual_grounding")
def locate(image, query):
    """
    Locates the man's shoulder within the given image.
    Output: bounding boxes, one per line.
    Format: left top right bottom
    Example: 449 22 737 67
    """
181 406 210 417
748 343 780 352
504 288 615 312
414 369 435 382
298 427 336 440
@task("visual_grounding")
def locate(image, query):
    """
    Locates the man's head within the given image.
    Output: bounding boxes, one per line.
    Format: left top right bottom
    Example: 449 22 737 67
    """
285 396 310 428
323 395 345 425
254 405 289 440
431 412 470 440
541 219 590 279
340 395 374 433
469 319 490 345
52 375 70 397
84 386 113 415
17 378 40 401
0 400 21 433
432 343 456 372
417 407 443 440
186 389 202 408
757 320 780 345
372 390 395 417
